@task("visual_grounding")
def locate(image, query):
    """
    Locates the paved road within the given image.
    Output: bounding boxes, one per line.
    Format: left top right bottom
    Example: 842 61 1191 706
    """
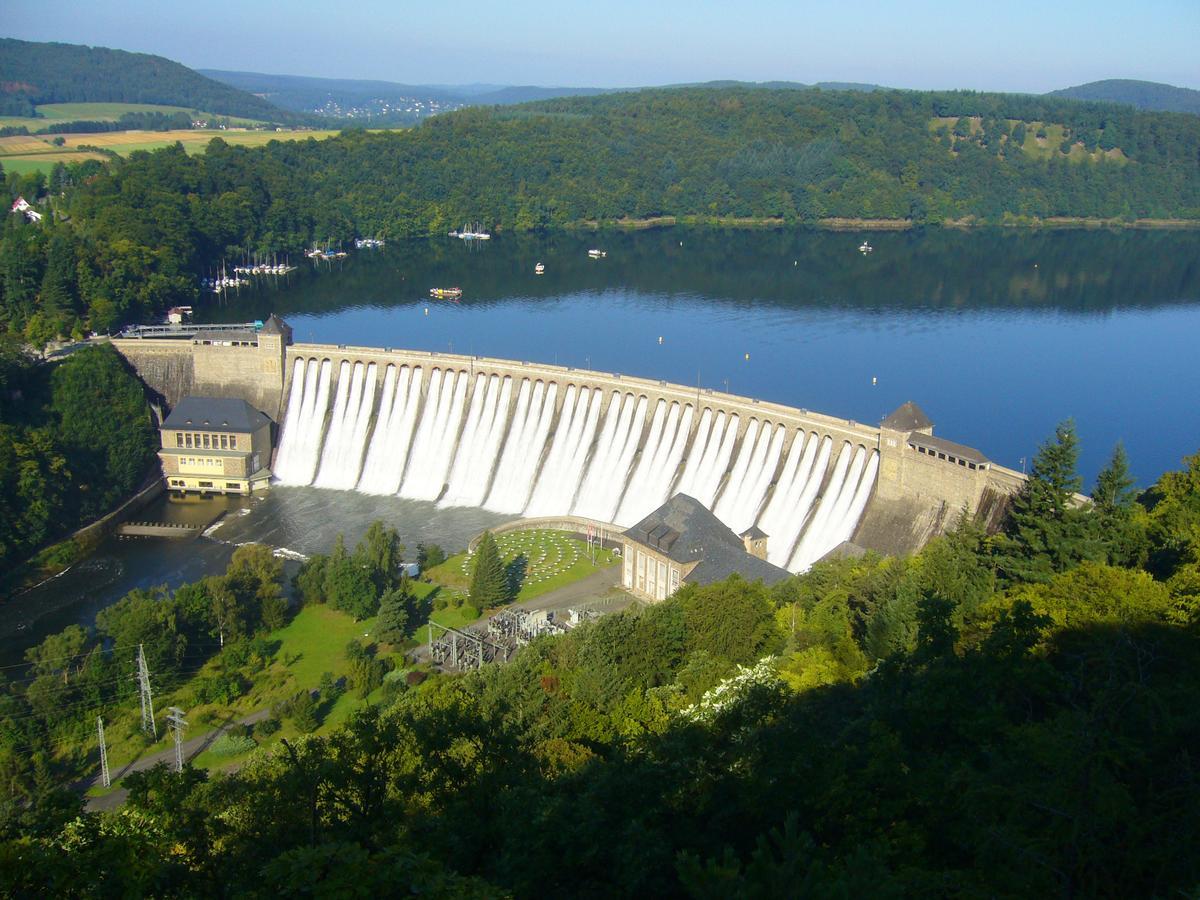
85 706 273 812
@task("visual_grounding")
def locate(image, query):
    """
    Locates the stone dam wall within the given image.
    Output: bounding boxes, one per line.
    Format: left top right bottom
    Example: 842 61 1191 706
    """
112 335 1026 559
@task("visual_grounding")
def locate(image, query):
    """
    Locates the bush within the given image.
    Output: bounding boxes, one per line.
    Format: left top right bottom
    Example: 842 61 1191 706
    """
209 733 257 757
190 671 248 706
253 717 281 738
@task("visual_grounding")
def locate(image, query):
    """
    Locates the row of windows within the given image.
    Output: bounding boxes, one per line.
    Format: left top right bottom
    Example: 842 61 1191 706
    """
176 432 238 450
179 457 223 468
909 443 985 470
169 479 243 490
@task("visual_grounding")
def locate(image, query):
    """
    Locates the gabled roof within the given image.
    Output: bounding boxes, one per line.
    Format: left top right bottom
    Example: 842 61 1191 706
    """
881 400 933 432
740 525 768 540
625 494 790 587
259 314 290 336
163 397 270 433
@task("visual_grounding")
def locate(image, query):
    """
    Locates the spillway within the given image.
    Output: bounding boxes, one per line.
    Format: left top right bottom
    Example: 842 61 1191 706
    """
273 355 881 572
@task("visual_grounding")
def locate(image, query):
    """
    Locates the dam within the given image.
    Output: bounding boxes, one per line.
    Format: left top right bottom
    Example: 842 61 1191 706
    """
113 317 1025 571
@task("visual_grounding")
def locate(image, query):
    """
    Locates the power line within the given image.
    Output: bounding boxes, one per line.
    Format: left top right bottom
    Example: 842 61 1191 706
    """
136 644 156 740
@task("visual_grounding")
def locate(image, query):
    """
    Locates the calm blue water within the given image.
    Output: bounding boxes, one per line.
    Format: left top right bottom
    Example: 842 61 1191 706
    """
5 226 1198 663
211 227 1200 487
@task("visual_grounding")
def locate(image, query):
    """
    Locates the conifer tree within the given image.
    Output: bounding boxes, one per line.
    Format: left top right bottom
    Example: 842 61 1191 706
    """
997 419 1101 583
468 532 507 612
376 583 411 644
1092 442 1146 567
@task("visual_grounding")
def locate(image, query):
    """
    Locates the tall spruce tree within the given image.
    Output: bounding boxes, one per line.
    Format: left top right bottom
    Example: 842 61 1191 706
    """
1093 442 1146 567
376 583 412 644
468 531 507 612
997 419 1101 583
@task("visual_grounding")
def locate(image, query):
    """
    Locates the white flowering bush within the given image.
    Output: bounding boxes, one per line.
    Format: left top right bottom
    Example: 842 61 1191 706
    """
681 656 783 724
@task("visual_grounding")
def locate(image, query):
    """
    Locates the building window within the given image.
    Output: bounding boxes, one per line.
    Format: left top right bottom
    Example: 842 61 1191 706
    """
220 434 228 449
185 433 192 448
226 482 241 490
202 434 210 449
229 435 237 450
198 481 213 488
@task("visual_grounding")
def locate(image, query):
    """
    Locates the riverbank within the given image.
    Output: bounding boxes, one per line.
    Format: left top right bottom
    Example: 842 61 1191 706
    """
565 214 1200 231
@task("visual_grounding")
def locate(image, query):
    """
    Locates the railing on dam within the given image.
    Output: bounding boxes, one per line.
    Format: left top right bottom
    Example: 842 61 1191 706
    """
284 342 883 450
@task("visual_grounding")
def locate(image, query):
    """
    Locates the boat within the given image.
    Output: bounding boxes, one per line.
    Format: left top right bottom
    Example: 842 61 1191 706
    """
355 237 385 249
429 287 463 300
858 241 873 254
588 249 607 259
450 223 491 240
535 262 545 275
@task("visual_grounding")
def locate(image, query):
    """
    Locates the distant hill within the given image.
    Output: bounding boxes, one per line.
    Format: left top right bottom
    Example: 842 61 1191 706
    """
0 39 295 121
1048 79 1200 116
201 70 610 123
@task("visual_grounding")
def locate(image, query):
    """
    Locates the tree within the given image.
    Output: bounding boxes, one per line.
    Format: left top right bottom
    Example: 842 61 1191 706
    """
1092 442 1146 567
996 420 1101 583
376 585 411 644
468 532 507 611
355 521 403 594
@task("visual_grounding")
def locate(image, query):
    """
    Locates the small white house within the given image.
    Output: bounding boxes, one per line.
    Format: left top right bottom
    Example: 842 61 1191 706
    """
11 197 42 223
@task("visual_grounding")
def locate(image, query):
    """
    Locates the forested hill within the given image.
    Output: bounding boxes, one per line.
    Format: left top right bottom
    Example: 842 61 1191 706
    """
0 39 292 121
4 85 1200 340
1048 79 1200 116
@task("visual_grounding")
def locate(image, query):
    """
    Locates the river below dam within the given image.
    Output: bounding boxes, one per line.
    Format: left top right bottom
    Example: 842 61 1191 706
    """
3 225 1199 663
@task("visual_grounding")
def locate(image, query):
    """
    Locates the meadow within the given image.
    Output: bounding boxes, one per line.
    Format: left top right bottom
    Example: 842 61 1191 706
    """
0 125 347 174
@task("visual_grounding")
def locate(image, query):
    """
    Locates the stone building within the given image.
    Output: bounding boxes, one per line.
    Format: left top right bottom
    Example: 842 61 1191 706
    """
621 494 790 602
158 396 273 495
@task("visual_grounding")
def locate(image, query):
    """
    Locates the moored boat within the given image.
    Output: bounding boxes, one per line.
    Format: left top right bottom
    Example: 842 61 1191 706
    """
587 249 607 259
535 262 545 275
430 287 463 300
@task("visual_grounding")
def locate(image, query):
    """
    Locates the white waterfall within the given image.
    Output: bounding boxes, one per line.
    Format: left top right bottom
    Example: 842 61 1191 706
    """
615 401 694 526
679 411 739 507
441 374 514 508
274 358 332 486
314 362 378 490
524 385 602 517
271 358 308 482
399 369 468 502
272 357 885 574
485 380 558 514
714 421 786 534
358 365 424 495
572 393 647 522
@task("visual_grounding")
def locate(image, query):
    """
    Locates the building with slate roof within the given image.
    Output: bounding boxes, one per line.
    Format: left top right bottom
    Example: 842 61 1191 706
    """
621 494 790 601
158 397 273 495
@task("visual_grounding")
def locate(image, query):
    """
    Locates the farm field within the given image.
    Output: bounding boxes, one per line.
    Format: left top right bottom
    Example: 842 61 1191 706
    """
0 101 266 131
0 127 348 173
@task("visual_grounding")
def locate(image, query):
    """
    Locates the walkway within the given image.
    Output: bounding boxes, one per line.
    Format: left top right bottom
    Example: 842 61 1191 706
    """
84 706 274 812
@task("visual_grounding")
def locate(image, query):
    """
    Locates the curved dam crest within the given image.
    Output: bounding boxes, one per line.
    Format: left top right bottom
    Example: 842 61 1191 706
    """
112 334 1025 571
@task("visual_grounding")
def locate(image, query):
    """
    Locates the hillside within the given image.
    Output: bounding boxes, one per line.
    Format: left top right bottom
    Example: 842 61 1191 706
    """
201 69 609 123
0 38 294 122
3 85 1199 339
1048 79 1200 116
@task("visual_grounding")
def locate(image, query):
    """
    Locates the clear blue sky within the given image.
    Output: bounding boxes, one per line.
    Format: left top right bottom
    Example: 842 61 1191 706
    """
6 0 1199 91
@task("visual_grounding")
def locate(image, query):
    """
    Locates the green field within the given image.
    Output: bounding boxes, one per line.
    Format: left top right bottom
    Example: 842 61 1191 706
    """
0 101 266 131
0 127 347 174
427 529 618 605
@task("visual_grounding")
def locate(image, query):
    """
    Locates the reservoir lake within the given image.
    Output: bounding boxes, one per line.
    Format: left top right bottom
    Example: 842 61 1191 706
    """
3 226 1198 662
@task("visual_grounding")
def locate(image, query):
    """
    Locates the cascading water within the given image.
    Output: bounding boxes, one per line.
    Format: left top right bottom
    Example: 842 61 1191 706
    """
271 357 882 573
357 365 424 495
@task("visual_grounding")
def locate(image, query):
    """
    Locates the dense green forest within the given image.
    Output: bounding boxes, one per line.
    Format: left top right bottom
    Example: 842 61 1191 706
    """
0 343 155 572
1 426 1198 896
3 85 1200 341
1048 79 1200 116
0 39 292 121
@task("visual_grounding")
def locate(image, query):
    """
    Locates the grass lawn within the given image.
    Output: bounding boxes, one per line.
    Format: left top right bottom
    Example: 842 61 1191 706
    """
427 529 618 606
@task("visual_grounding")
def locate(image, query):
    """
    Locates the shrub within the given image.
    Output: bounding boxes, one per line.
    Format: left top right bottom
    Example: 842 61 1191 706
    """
253 716 281 738
209 733 257 757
